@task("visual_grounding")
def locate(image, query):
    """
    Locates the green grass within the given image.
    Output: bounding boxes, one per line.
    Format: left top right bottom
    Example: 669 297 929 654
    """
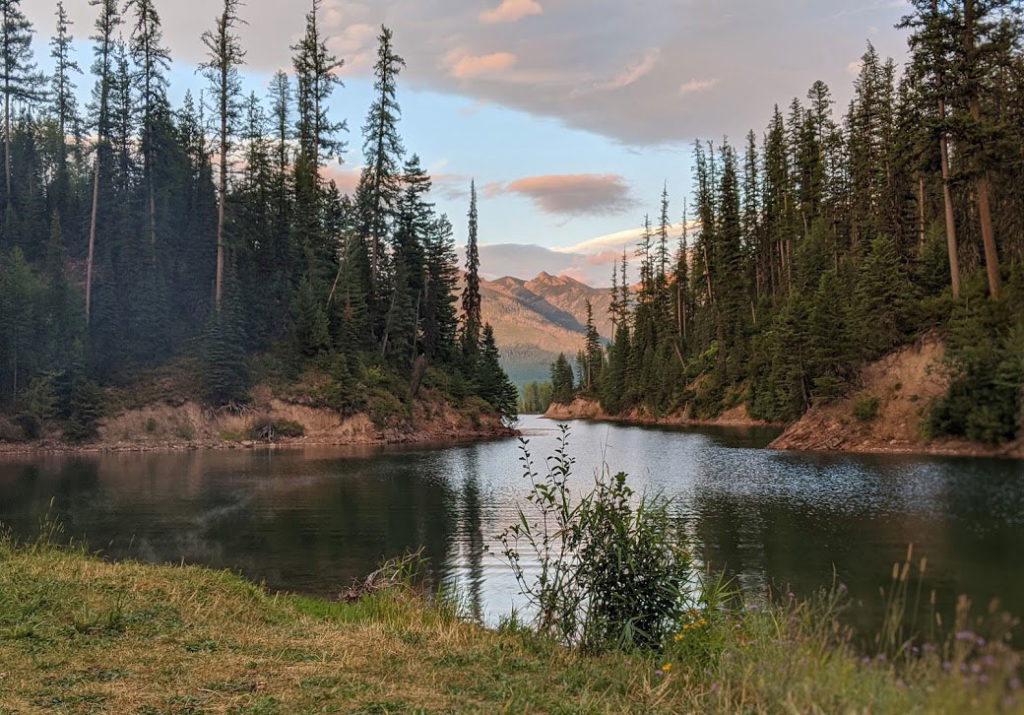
0 536 1021 713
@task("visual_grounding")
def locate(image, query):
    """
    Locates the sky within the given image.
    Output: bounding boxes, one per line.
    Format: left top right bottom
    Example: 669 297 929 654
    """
25 0 914 286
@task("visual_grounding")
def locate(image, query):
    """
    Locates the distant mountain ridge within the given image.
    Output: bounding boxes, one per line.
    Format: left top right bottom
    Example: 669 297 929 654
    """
478 272 613 387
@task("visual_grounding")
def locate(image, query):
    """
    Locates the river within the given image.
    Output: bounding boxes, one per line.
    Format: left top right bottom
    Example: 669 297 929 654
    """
1 415 1022 638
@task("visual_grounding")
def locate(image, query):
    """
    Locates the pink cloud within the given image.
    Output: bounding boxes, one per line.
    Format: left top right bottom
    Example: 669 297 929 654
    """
679 78 720 96
479 0 542 24
447 51 519 79
493 174 637 216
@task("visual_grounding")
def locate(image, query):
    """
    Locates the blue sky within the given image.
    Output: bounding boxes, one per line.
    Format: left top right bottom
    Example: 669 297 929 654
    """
26 0 913 285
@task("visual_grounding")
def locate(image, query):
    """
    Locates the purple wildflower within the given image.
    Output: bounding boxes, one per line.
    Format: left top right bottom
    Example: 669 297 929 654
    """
955 630 976 641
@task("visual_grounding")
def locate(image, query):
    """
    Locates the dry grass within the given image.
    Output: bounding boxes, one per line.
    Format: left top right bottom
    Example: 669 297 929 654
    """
1 539 1022 713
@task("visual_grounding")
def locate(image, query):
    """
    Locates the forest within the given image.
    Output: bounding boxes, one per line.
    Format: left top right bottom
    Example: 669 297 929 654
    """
0 0 517 442
551 0 1024 446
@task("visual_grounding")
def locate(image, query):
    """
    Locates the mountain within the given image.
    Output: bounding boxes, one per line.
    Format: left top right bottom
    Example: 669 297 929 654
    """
478 272 613 387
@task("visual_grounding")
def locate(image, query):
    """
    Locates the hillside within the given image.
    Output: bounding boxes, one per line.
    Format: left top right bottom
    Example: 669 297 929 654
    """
769 337 1024 458
479 272 613 386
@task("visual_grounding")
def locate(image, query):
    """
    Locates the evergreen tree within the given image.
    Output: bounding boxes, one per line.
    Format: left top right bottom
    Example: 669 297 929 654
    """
200 0 245 311
550 353 574 405
355 24 403 296
127 0 170 253
582 300 604 394
84 0 121 325
460 180 482 362
48 1 80 171
0 0 42 204
477 324 517 422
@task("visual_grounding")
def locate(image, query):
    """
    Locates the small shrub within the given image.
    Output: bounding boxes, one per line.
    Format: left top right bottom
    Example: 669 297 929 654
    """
853 395 880 423
317 354 366 415
274 419 305 438
145 418 158 433
0 415 25 443
247 418 306 442
63 377 104 443
500 427 693 653
368 391 406 429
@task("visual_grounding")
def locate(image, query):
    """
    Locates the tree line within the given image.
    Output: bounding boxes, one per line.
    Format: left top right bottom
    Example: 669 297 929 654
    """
552 0 1024 445
0 0 516 440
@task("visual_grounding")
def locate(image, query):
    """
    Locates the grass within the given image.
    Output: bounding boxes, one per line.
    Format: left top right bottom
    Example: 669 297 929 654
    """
0 536 1022 713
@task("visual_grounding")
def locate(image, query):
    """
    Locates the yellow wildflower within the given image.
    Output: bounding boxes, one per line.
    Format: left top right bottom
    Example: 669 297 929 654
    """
662 663 672 672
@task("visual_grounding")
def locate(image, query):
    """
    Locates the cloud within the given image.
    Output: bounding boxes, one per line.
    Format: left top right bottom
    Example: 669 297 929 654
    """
25 0 913 147
446 51 518 79
555 222 697 254
328 23 378 74
480 0 543 24
491 174 637 216
679 78 719 96
321 165 364 195
584 48 661 94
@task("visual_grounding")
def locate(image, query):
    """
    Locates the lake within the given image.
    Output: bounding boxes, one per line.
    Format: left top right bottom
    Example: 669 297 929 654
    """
1 415 1022 639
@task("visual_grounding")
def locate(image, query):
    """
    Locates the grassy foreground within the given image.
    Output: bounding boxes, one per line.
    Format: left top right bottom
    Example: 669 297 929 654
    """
1 540 1022 713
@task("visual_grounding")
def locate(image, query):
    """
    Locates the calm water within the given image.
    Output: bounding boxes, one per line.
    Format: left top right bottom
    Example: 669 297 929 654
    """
1 416 1023 635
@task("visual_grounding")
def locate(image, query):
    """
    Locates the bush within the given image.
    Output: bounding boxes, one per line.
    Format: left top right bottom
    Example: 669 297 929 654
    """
316 354 366 416
0 415 25 443
500 427 694 652
247 418 306 442
62 377 104 443
13 373 57 439
853 395 880 422
368 390 407 429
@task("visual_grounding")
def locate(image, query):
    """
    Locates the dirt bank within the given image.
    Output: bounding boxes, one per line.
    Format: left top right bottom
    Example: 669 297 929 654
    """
543 398 782 430
769 337 1023 459
0 385 513 455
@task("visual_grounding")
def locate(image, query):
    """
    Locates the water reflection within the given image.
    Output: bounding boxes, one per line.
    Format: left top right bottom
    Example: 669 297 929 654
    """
1 416 1022 635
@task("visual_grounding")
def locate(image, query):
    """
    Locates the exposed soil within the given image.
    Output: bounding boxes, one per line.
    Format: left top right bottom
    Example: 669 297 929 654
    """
0 384 513 455
543 339 1023 459
769 337 1023 459
543 398 781 430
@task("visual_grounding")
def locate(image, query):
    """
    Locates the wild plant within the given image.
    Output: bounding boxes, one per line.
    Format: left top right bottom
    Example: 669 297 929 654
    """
499 426 693 652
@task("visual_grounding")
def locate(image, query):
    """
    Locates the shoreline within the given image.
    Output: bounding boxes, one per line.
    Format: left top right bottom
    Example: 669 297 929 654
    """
543 397 784 431
0 425 516 457
0 389 516 457
543 397 1022 460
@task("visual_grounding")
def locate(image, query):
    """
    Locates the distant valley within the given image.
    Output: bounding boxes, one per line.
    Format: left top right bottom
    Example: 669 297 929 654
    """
479 273 613 387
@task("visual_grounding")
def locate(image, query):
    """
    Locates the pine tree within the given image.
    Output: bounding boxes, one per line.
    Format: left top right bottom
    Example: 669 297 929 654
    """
901 0 963 298
200 0 245 311
85 0 121 324
203 292 250 405
49 1 81 166
422 213 459 362
477 324 517 422
290 0 346 298
291 0 345 174
0 0 42 205
127 0 170 253
355 25 403 295
582 300 603 394
550 353 574 405
460 180 482 362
